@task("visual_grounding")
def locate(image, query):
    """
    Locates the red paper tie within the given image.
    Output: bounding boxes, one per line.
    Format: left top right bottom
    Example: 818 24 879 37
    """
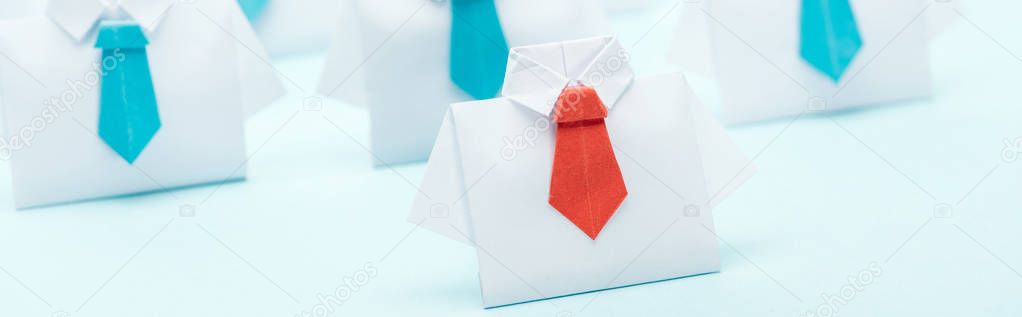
548 84 628 240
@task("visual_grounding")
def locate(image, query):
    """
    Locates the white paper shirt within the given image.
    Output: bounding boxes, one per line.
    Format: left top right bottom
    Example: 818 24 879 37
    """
408 36 756 307
0 0 282 208
249 0 341 56
317 0 613 165
0 0 43 20
678 0 933 123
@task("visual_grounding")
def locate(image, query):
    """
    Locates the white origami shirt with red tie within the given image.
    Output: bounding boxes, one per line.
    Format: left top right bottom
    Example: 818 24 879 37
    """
409 36 757 307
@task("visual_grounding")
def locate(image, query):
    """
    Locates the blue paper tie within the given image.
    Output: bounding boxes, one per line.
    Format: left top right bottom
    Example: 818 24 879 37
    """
800 0 863 82
450 0 510 100
237 0 271 22
95 20 162 164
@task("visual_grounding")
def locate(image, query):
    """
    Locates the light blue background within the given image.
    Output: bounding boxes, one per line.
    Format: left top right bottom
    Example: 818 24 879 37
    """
2 0 1021 316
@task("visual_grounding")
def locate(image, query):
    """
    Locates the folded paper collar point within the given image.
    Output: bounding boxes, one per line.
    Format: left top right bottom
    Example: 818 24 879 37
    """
46 0 177 41
500 36 634 118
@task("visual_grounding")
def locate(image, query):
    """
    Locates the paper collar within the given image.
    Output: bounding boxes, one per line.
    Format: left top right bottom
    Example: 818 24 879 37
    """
500 36 635 117
46 0 177 42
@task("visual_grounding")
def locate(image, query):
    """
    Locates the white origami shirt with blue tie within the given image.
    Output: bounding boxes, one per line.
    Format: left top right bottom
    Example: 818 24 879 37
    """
0 0 283 208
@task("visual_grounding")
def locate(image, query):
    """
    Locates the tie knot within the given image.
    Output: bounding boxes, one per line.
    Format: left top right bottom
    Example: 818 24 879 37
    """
94 20 149 49
553 85 608 124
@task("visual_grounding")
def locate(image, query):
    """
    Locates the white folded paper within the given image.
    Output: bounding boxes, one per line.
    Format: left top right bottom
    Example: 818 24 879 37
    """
0 0 42 20
0 0 45 130
409 36 755 307
318 0 613 166
0 0 283 208
248 0 342 56
673 0 934 124
601 0 658 12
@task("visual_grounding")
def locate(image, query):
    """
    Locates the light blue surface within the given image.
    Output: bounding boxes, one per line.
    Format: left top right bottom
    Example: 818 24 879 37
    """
800 0 863 81
450 0 510 100
2 1 1022 316
95 20 161 164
